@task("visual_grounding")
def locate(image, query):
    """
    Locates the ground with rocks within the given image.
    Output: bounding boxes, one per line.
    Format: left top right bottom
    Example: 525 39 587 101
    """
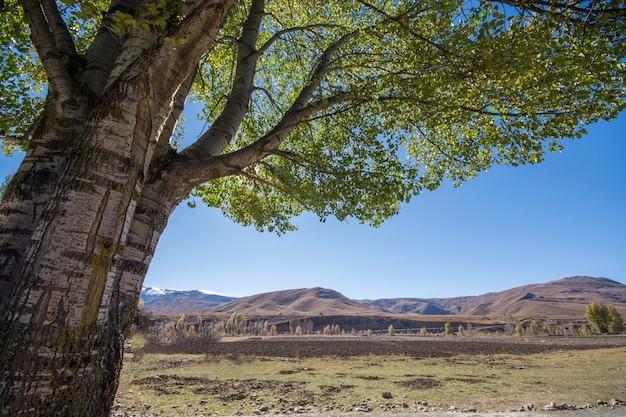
113 335 626 416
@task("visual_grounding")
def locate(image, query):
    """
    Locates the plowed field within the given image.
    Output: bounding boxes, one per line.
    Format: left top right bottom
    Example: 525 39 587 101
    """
142 334 626 357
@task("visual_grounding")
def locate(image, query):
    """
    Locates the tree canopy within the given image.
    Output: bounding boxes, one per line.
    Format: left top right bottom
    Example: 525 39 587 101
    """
2 0 625 233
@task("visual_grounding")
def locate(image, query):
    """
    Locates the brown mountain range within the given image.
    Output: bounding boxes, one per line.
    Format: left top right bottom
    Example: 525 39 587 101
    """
361 276 626 318
142 276 626 319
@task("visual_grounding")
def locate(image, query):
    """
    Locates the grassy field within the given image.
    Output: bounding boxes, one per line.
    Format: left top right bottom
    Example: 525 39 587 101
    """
113 337 626 416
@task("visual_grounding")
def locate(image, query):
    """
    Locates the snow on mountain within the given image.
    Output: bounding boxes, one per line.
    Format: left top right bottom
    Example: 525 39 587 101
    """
140 286 238 314
142 286 175 296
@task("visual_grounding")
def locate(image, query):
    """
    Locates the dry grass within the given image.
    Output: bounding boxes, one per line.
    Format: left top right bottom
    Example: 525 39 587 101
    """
114 337 626 416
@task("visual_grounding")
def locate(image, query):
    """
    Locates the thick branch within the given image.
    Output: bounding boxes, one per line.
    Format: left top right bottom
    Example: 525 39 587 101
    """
158 68 197 148
83 0 139 97
148 0 237 104
168 93 350 196
160 29 360 198
145 67 198 183
19 0 74 98
40 0 77 59
181 0 265 159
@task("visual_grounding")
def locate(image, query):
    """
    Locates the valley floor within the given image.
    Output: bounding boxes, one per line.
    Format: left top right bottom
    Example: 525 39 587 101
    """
114 335 626 417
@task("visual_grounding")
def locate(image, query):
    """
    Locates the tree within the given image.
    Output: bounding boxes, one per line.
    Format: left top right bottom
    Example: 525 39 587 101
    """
607 305 624 333
444 322 454 336
0 1 625 415
586 301 610 333
225 312 246 335
586 301 624 334
529 319 543 336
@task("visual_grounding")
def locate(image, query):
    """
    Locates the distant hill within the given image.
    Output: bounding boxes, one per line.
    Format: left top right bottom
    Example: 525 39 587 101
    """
361 276 626 318
141 287 236 314
141 276 626 319
211 287 378 316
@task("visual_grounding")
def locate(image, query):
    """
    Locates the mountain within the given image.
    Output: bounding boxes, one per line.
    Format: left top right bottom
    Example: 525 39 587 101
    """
140 276 626 319
361 276 626 318
141 287 237 314
211 287 379 316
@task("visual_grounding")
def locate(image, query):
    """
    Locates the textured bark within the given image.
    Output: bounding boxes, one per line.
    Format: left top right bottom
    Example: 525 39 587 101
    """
0 76 150 417
0 1 236 415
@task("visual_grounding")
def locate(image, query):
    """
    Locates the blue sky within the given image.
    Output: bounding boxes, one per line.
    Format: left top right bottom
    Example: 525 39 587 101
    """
1 113 625 299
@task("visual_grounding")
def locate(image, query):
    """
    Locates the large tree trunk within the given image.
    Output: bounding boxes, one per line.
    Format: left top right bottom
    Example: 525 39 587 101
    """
0 91 140 417
0 1 235 414
0 177 176 415
0 66 180 417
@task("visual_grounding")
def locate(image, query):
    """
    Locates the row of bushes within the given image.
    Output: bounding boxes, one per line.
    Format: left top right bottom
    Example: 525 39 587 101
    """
135 302 623 346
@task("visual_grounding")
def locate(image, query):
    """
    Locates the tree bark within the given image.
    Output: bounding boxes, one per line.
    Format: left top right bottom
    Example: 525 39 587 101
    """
0 73 148 416
0 2 235 415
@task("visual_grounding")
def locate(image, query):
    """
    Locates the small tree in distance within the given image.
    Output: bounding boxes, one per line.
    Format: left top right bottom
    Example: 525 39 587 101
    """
226 312 247 335
586 302 624 334
607 305 625 333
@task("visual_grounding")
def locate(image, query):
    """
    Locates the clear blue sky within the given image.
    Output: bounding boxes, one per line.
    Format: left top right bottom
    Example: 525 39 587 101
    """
1 113 625 300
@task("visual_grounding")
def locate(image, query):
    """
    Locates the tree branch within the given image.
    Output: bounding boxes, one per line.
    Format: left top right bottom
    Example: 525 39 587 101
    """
19 0 74 97
238 168 315 211
40 0 77 59
355 0 455 58
145 67 198 183
257 23 340 54
217 93 352 172
148 0 237 104
161 28 360 197
83 0 139 97
181 0 265 159
494 0 626 18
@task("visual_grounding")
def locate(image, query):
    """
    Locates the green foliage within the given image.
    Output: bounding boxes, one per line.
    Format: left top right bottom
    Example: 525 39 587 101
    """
444 322 453 336
3 0 626 232
607 305 625 333
108 0 186 41
191 0 626 233
586 301 624 334
387 324 395 335
0 2 45 142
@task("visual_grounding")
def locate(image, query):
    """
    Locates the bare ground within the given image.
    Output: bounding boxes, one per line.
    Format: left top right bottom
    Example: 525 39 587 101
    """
140 334 626 357
115 335 626 417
